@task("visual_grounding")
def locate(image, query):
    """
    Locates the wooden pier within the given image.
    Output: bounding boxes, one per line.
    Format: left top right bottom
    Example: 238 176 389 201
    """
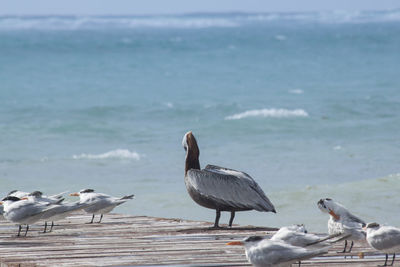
0 212 390 266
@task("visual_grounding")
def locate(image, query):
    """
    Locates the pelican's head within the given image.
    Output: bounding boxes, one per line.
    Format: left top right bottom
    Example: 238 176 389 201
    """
182 131 199 155
182 131 191 151
317 198 346 221
70 189 95 197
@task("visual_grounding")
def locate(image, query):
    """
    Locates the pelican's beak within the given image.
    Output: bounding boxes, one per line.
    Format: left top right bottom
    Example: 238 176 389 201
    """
226 241 244 246
70 193 80 197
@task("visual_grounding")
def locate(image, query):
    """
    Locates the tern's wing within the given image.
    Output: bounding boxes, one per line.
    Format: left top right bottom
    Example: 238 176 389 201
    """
187 166 275 212
254 241 328 265
272 231 321 247
42 202 88 220
49 191 69 199
346 212 366 226
371 227 400 251
8 201 50 222
275 245 328 264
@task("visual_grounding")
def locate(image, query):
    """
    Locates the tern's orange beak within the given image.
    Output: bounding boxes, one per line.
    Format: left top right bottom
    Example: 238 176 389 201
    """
226 241 244 246
329 210 340 221
70 193 80 197
0 201 3 205
21 197 28 200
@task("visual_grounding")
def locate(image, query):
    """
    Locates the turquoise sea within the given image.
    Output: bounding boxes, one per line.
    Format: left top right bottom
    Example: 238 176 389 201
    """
0 10 399 232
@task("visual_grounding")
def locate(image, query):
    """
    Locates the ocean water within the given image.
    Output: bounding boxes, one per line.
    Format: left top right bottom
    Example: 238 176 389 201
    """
0 10 399 232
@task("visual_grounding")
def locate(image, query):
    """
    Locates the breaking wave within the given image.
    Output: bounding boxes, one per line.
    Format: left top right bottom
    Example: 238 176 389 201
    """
225 108 309 120
1 9 400 30
72 149 141 160
0 15 237 30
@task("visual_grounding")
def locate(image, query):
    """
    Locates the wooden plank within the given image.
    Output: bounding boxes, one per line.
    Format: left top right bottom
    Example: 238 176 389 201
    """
0 212 391 266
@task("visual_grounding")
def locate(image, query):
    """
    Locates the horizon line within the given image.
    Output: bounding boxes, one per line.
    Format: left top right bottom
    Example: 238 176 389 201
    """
0 7 398 17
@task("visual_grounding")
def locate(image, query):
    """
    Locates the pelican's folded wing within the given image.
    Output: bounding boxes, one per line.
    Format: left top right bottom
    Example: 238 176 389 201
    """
187 166 275 212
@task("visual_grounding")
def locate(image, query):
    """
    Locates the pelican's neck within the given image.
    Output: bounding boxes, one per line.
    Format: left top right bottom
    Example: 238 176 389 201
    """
185 147 200 176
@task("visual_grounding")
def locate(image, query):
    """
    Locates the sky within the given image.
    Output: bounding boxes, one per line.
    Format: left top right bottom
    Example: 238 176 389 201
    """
0 0 399 15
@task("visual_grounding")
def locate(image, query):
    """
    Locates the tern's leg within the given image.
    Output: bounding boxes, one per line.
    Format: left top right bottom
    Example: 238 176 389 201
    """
98 214 103 223
43 222 48 233
50 221 54 232
24 225 29 237
347 241 354 253
90 214 95 223
379 254 389 266
389 254 395 266
337 240 347 253
228 211 235 227
17 225 22 237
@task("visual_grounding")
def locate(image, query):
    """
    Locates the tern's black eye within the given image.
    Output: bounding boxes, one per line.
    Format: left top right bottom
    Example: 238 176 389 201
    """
244 236 264 242
81 189 95 193
2 196 21 202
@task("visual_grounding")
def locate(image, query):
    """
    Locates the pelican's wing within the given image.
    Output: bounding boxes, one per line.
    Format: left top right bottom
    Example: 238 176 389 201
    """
187 165 275 212
204 165 253 180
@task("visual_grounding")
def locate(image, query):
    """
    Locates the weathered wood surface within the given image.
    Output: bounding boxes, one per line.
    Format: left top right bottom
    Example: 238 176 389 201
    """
0 212 391 266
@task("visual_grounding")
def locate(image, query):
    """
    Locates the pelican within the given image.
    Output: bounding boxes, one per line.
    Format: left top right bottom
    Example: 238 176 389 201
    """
182 131 276 228
227 236 329 267
364 222 400 266
317 198 366 253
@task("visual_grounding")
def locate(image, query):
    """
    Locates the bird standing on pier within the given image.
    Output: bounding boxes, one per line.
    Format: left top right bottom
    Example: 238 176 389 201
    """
271 224 326 247
317 198 366 253
182 131 276 228
70 189 134 223
0 196 62 236
227 235 329 267
364 222 400 266
39 201 90 232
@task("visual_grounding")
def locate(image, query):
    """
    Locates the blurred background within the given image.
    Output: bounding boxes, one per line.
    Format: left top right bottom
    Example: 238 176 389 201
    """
0 0 399 232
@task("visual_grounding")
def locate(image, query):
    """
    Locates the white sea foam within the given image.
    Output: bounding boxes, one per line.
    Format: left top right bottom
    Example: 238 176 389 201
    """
243 9 400 24
165 102 174 108
0 16 237 30
1 10 400 31
225 108 309 120
72 149 141 160
275 35 287 41
289 89 304 94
